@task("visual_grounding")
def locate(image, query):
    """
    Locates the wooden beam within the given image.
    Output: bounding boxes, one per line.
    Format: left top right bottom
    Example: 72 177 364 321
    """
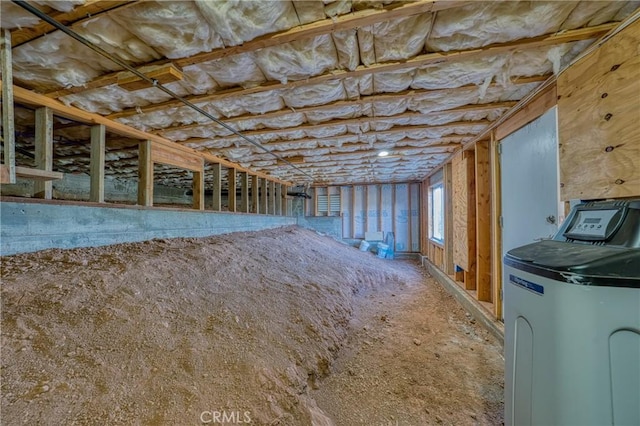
280 184 288 216
475 140 492 302
269 181 276 215
150 143 203 172
90 124 106 203
465 150 476 291
260 178 268 214
443 162 454 275
251 175 259 214
1 30 15 184
275 183 283 216
10 1 137 47
227 167 236 212
14 166 63 181
56 20 611 109
211 162 222 211
490 133 503 319
49 0 470 99
193 168 205 211
34 107 53 199
137 140 153 206
117 64 183 92
6 82 290 185
239 171 249 213
495 83 557 140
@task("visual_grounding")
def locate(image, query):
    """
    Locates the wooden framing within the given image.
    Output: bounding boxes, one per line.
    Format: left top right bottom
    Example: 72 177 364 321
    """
228 167 237 213
275 184 282 216
490 132 503 319
495 83 557 140
443 162 454 275
89 124 106 203
251 175 259 214
14 167 63 181
150 143 203 172
192 169 205 211
475 140 492 302
280 184 288 216
211 162 222 211
1 29 15 184
34 107 54 199
269 181 277 215
117 64 183 92
239 171 249 213
260 178 268 215
137 140 153 207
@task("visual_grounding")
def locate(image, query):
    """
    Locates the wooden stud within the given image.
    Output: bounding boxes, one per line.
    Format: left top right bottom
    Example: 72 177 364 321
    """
137 140 153 207
260 178 268 214
443 162 454 275
239 171 249 213
269 181 277 215
364 185 369 233
251 174 259 214
89 124 106 203
377 185 383 232
192 168 205 211
408 183 413 252
34 107 54 199
211 162 222 211
465 150 477 291
1 29 16 183
391 184 397 243
281 185 288 216
275 183 283 216
475 140 492 302
490 132 503 319
228 167 237 212
351 185 357 239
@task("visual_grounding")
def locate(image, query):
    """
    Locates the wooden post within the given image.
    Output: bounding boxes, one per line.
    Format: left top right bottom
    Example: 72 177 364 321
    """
228 167 236 212
251 175 259 214
193 166 204 210
351 186 356 238
464 150 476 291
281 185 288 216
89 124 106 203
443 162 454 275
1 29 15 183
269 181 276 215
239 171 249 213
475 140 492 302
275 183 282 215
34 107 53 199
211 162 221 211
137 140 153 206
260 178 268 214
490 133 503 319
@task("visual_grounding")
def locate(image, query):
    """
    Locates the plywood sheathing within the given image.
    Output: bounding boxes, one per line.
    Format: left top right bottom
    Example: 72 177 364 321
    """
3 0 638 186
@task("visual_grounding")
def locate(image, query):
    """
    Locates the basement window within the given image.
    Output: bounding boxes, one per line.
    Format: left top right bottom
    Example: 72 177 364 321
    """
317 193 341 216
429 183 445 244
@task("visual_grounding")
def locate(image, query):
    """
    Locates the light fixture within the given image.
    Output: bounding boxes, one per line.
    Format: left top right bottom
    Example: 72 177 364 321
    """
378 151 389 157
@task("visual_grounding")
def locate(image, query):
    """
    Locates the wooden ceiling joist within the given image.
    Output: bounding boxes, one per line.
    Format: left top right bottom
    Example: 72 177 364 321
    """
10 0 138 47
91 24 613 119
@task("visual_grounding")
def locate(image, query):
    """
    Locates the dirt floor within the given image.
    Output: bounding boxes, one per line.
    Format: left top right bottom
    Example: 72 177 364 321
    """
1 226 503 425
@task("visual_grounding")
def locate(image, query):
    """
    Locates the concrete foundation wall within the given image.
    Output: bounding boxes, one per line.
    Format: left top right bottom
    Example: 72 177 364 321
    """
297 216 343 240
1 200 296 256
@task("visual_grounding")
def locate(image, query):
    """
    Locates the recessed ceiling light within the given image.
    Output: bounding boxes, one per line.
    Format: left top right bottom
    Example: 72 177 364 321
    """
378 151 389 157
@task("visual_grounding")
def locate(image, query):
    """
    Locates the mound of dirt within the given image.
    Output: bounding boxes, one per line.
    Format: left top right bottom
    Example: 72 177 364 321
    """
1 226 503 425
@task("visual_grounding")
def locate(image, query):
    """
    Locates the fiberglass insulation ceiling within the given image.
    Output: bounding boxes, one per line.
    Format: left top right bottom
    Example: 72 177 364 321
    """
2 0 639 187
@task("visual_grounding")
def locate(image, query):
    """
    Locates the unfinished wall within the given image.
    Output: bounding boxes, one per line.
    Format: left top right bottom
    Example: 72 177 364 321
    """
306 182 420 253
1 200 295 256
558 19 640 200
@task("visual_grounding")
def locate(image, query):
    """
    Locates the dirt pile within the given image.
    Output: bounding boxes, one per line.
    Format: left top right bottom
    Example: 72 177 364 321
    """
1 226 422 425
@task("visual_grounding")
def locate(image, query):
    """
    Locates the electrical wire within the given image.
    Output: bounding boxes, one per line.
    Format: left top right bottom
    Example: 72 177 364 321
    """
12 0 315 183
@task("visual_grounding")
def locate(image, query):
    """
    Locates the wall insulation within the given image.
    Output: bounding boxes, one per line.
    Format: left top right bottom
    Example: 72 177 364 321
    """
306 182 420 253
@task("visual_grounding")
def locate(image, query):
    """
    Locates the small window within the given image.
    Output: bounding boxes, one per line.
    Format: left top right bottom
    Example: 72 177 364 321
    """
317 194 341 216
429 182 445 243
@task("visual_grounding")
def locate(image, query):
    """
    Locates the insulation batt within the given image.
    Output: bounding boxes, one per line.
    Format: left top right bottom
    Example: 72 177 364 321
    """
561 1 637 29
254 34 339 83
372 70 415 93
291 0 326 24
109 1 223 59
1 3 43 29
427 1 578 51
332 30 361 71
372 13 433 62
195 0 298 46
212 90 284 117
305 105 366 125
282 81 347 109
196 54 266 89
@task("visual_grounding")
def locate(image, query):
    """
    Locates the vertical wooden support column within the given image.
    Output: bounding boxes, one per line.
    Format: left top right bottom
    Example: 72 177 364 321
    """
239 171 249 213
420 179 430 256
251 175 259 214
211 162 222 211
443 162 454 275
89 124 105 203
475 140 492 302
281 185 288 216
34 107 53 199
228 167 237 212
269 181 276 215
192 164 205 211
490 133 503 319
137 140 153 206
391 184 397 241
1 29 16 183
377 185 383 231
275 184 282 215
363 185 369 232
260 178 268 214
351 186 356 238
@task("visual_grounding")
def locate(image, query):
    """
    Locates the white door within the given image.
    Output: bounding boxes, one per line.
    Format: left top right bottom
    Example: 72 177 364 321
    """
500 107 562 314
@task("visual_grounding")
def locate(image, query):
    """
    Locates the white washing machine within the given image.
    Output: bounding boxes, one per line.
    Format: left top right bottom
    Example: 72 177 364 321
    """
504 200 640 426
